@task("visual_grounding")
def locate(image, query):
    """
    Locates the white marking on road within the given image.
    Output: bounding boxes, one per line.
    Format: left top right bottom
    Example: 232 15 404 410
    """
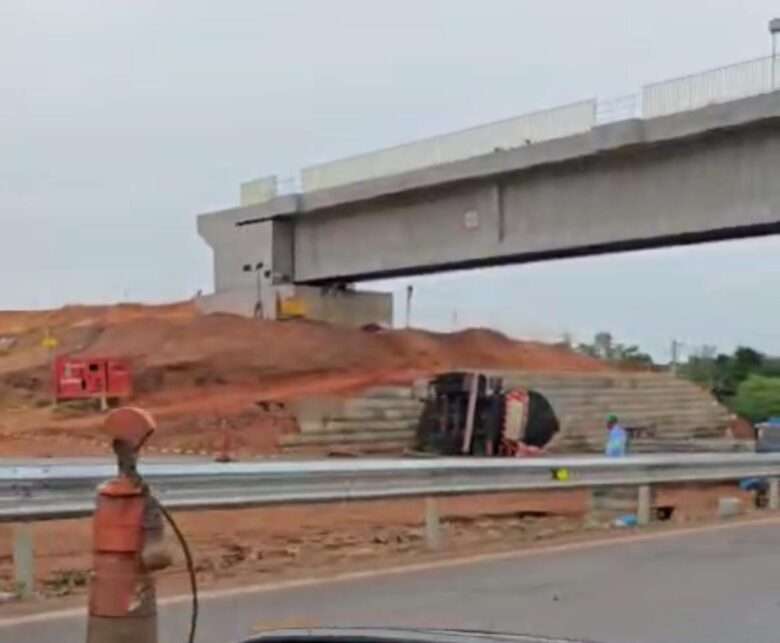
3 514 780 627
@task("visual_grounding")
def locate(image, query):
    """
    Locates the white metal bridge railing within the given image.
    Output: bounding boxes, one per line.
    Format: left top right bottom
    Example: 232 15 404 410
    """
642 54 780 119
300 100 597 192
251 54 780 198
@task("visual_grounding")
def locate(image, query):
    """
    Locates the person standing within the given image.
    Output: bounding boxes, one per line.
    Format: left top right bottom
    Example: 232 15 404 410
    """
605 413 628 457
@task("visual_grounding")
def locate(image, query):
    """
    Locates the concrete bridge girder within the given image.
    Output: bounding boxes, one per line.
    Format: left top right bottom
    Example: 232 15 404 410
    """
197 91 780 322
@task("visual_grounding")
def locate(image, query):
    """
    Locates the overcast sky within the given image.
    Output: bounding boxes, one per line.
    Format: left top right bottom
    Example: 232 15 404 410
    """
3 0 780 360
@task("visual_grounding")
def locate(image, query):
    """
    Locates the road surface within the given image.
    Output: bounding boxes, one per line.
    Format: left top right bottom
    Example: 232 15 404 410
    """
3 519 780 643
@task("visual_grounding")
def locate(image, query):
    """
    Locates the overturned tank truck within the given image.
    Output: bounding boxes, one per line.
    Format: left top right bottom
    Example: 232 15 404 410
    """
416 372 560 456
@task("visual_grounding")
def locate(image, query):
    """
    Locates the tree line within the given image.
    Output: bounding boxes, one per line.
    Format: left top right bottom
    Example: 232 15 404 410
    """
571 332 780 423
681 346 780 423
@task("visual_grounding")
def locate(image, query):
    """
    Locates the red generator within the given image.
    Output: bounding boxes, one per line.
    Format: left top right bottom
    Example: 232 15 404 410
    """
53 356 133 404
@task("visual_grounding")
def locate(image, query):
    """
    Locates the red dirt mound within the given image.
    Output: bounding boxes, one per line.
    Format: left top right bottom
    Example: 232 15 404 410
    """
0 301 610 457
1 302 607 380
81 315 609 378
0 301 194 335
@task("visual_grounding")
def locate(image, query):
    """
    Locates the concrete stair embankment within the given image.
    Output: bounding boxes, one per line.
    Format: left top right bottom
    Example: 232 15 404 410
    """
279 428 416 447
281 371 736 455
501 371 734 454
282 386 423 454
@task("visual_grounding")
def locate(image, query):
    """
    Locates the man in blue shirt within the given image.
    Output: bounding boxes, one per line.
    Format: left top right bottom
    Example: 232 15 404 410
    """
605 413 628 457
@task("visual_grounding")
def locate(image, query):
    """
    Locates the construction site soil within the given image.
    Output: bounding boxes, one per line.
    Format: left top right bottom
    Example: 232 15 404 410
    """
0 303 754 615
0 484 758 612
0 301 610 457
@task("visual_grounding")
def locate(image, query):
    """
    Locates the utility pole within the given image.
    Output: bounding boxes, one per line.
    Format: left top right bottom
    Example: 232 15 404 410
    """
670 339 682 375
770 19 780 90
405 285 414 328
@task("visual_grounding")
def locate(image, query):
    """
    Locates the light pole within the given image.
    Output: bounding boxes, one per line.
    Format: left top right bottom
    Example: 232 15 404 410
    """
243 261 264 318
405 285 414 328
770 19 780 90
670 339 685 376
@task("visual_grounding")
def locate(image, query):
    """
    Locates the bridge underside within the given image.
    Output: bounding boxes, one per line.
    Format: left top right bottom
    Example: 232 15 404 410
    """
293 122 780 284
299 220 780 286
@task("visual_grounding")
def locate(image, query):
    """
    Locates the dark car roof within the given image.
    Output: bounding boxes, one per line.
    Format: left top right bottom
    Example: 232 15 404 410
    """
242 626 598 643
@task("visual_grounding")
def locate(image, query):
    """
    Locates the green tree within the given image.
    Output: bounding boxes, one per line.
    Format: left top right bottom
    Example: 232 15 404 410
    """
732 375 780 423
680 345 775 400
731 346 764 384
613 344 654 366
758 356 780 378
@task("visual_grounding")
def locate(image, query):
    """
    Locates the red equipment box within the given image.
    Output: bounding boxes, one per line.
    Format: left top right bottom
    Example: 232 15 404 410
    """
53 356 132 402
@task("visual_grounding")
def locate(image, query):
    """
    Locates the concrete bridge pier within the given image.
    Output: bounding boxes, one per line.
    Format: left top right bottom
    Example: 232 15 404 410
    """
197 182 392 326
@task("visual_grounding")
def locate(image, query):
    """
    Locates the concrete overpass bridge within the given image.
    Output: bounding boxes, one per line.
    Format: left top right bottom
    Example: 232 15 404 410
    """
198 57 780 323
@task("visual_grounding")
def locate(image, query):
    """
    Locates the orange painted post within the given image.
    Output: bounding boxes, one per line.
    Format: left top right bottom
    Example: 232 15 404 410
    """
86 408 170 643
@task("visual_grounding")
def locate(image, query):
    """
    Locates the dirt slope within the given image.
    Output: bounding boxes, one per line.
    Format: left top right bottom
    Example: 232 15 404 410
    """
0 301 610 456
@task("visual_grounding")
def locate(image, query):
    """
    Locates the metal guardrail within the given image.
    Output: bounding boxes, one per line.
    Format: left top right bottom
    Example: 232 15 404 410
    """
4 454 780 600
3 453 780 523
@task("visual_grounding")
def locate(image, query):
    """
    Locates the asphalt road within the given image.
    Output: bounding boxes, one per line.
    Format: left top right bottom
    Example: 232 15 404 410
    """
4 519 780 643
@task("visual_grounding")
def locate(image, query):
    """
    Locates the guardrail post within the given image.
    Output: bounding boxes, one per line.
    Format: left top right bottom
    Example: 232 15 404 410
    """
13 523 34 599
637 485 653 526
424 497 441 550
769 477 780 510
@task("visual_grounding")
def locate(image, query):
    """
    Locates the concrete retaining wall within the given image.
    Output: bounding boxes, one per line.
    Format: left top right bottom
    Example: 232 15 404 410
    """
194 285 392 327
195 288 258 317
287 286 392 327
